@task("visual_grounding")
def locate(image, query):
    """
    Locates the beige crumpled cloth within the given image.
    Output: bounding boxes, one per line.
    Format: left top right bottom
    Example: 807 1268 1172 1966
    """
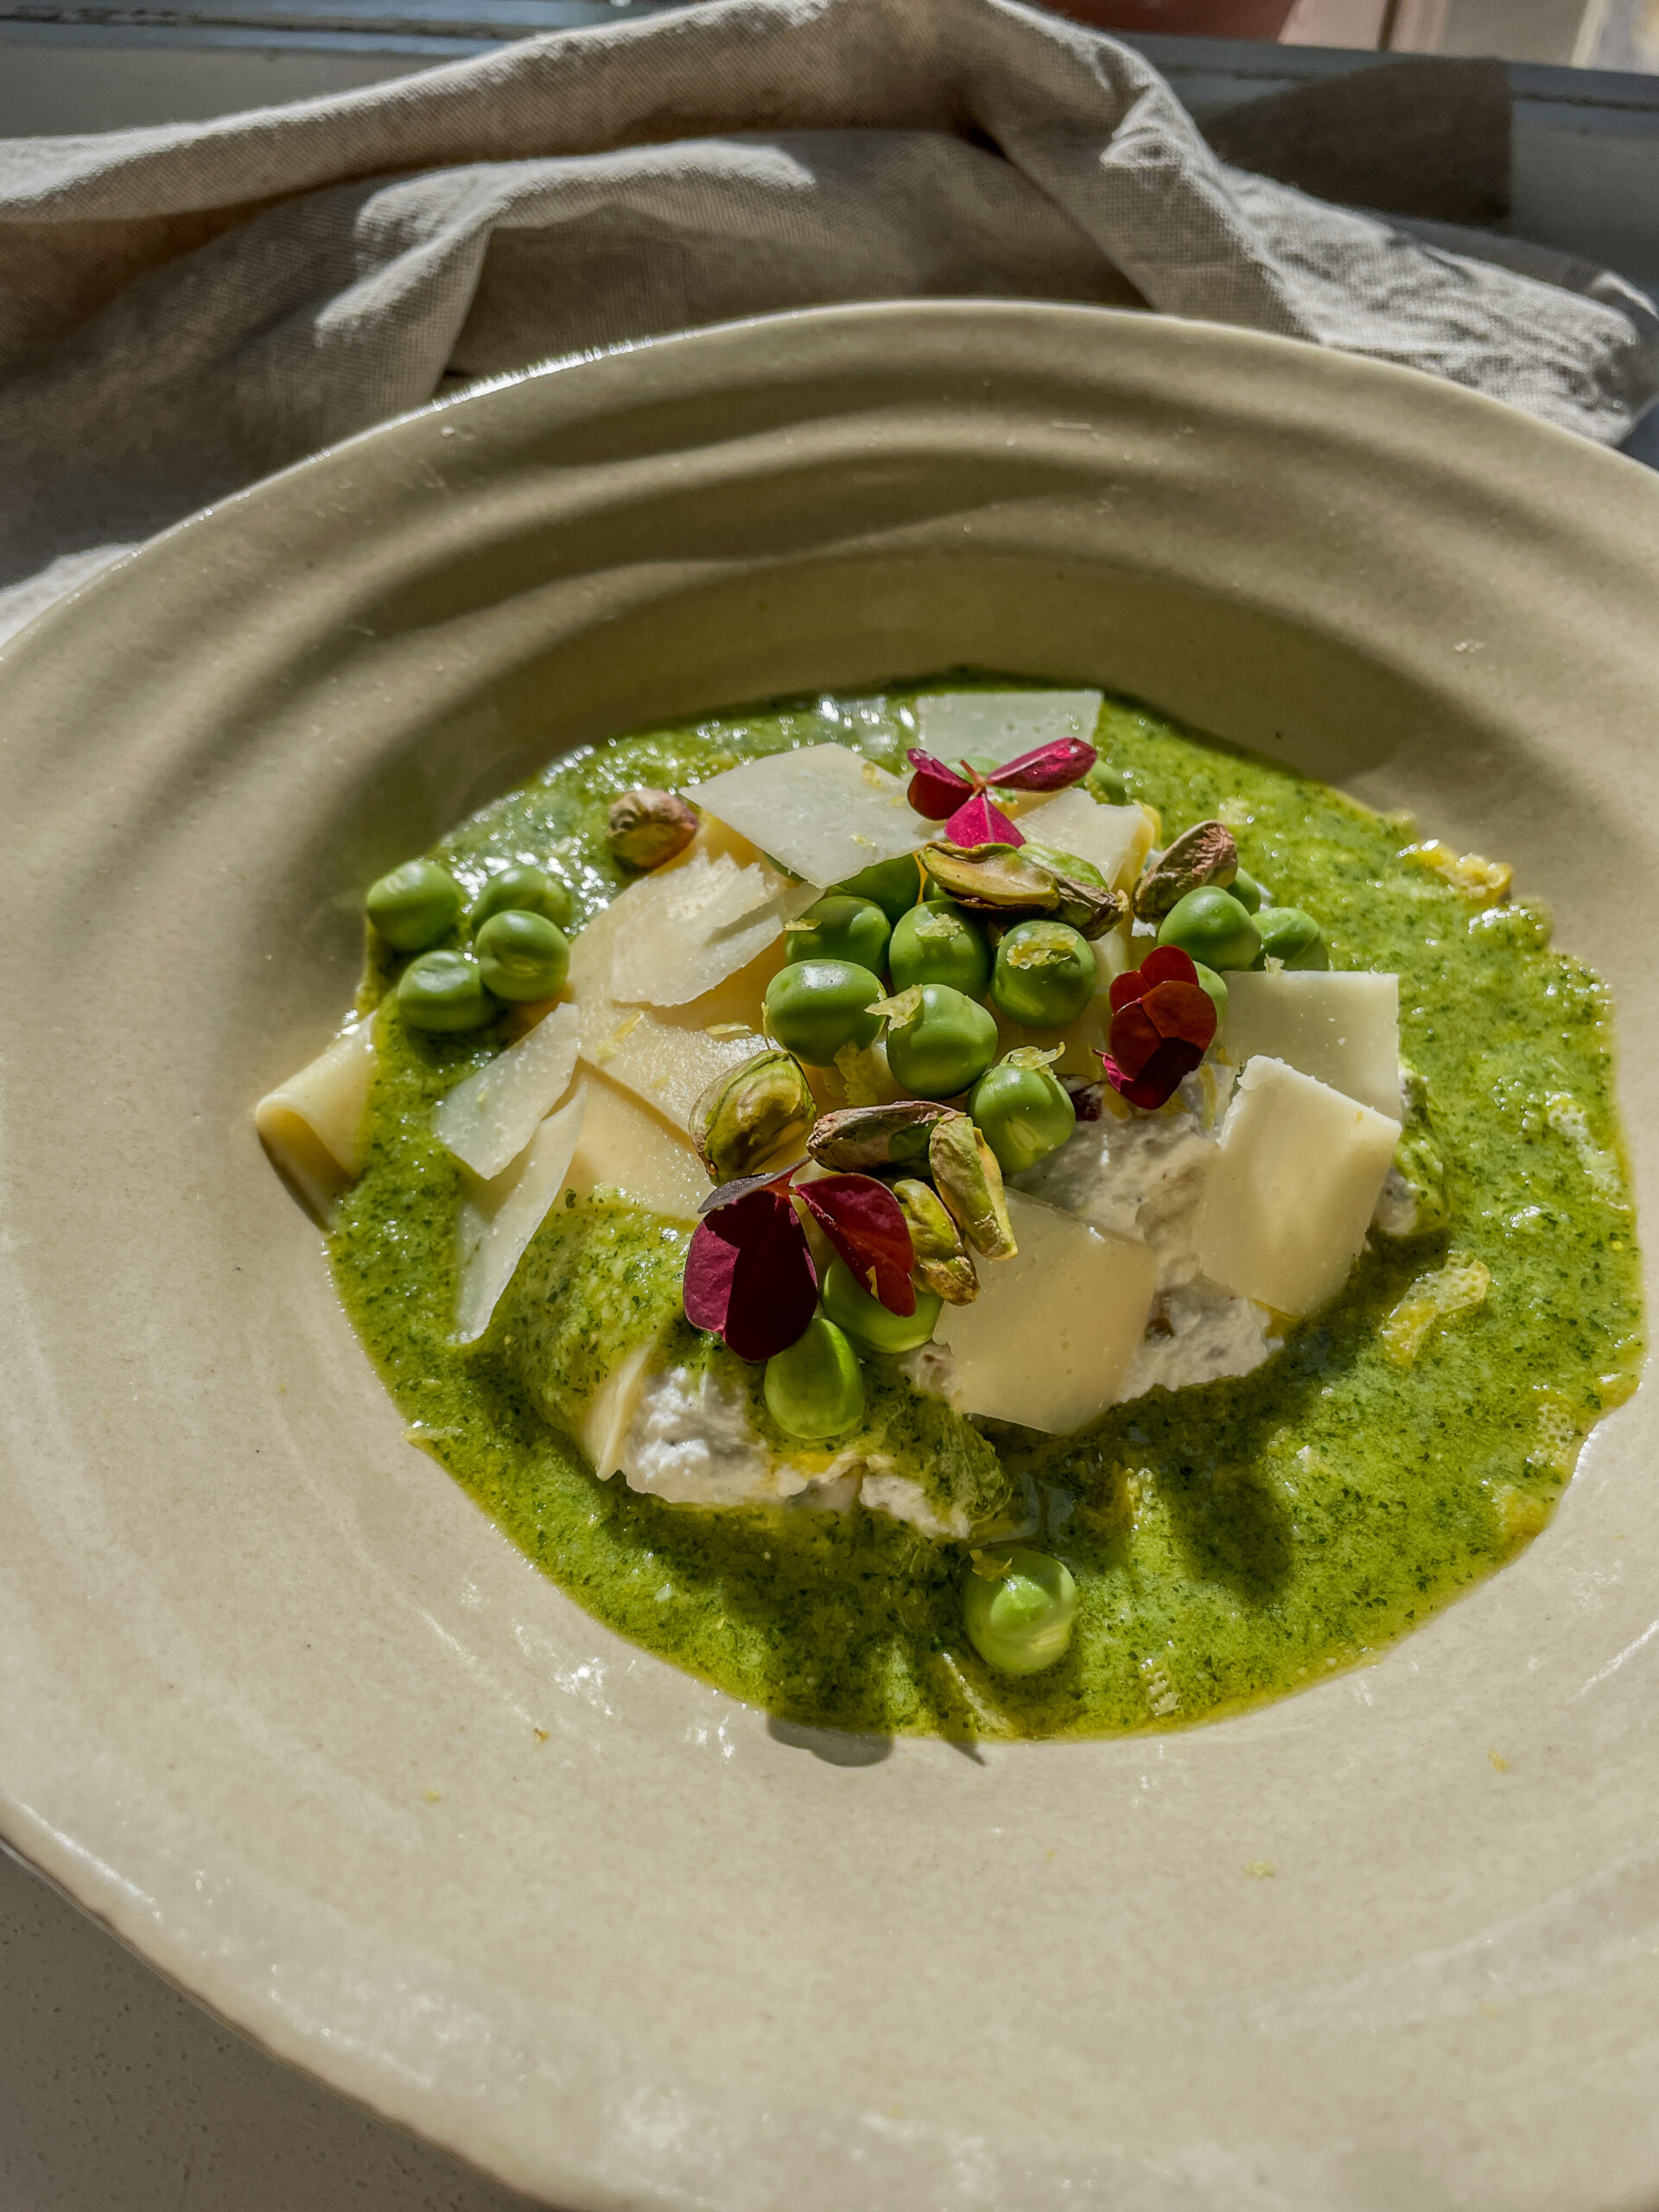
3 0 1656 643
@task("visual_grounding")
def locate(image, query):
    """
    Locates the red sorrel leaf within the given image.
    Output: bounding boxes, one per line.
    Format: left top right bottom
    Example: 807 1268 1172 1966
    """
1099 1039 1205 1112
683 1186 818 1361
906 748 974 821
1108 944 1198 1014
1107 952 1215 1084
987 737 1097 793
1106 1001 1163 1082
944 790 1024 848
796 1173 918 1316
1140 977 1217 1053
696 1162 804 1217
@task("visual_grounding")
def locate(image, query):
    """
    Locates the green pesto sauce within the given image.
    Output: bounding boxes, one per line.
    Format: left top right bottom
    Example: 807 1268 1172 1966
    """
330 681 1644 1739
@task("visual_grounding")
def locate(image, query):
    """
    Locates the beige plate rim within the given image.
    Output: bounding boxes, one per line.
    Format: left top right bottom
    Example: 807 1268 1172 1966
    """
3 300 1658 2212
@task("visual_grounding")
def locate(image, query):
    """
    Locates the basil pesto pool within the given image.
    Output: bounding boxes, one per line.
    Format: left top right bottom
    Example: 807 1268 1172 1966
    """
280 681 1642 1738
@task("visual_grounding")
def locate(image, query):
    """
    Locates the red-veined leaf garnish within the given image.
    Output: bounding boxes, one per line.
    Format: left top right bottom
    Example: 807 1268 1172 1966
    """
944 789 1024 848
795 1173 918 1316
906 748 974 821
683 1185 819 1361
1100 1043 1207 1112
696 1162 805 1216
1099 945 1217 1110
986 737 1096 793
1107 943 1199 1012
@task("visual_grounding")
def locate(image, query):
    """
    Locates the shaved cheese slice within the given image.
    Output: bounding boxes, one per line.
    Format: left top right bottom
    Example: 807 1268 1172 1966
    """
1015 788 1154 893
677 815 766 870
581 1004 766 1129
454 1084 587 1343
1195 1058 1399 1318
433 1001 581 1180
255 1018 376 1225
608 849 813 1007
933 1192 1157 1433
686 746 928 887
915 690 1103 767
580 1343 659 1480
569 891 779 1128
1222 971 1401 1121
566 1074 709 1219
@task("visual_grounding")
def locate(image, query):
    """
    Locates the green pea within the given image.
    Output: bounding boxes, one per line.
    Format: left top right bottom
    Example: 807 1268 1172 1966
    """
785 894 891 974
1157 885 1262 971
470 864 571 932
888 898 991 997
474 910 571 1001
396 950 493 1032
764 959 884 1065
1193 962 1229 1025
831 855 923 925
990 919 1096 1027
764 1315 865 1440
1224 865 1266 915
968 1055 1077 1177
1254 906 1330 969
963 1548 1077 1676
820 1257 941 1354
1084 760 1129 807
366 859 462 952
884 983 999 1099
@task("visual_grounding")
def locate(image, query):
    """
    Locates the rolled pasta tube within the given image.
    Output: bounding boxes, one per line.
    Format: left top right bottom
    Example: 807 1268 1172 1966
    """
255 1017 376 1226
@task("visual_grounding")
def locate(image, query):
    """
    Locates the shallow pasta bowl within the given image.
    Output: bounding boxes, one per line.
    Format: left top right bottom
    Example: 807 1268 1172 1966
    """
3 301 1659 2211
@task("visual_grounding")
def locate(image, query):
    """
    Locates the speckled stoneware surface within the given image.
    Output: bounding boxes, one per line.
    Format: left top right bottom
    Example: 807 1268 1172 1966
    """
3 302 1658 2212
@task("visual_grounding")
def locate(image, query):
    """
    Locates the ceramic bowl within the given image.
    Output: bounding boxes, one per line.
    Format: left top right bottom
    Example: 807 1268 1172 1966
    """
3 302 1657 2212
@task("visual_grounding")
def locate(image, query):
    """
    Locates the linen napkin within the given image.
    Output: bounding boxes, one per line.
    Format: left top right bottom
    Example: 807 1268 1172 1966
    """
3 0 1656 645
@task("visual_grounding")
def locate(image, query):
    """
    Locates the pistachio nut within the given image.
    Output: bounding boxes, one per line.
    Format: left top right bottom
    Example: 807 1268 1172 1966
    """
807 1100 950 1173
893 1178 980 1304
923 840 1123 939
689 1048 816 1185
607 787 698 870
1045 873 1126 941
1133 819 1238 921
928 1110 1017 1262
919 842 1059 914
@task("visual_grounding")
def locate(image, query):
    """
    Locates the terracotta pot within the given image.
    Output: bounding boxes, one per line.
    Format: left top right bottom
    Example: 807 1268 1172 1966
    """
1040 0 1297 33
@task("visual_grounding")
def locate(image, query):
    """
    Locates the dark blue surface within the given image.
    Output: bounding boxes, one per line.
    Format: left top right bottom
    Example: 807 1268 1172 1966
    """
1620 400 1659 469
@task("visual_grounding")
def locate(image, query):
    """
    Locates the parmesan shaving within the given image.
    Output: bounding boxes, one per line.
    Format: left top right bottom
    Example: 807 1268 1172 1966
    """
580 1343 659 1479
1222 971 1401 1121
915 690 1103 767
433 1001 581 1181
1195 1058 1399 1317
1013 787 1155 892
685 745 928 887
607 849 813 1007
931 1192 1157 1433
568 889 779 1128
565 1074 709 1220
454 1084 587 1343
